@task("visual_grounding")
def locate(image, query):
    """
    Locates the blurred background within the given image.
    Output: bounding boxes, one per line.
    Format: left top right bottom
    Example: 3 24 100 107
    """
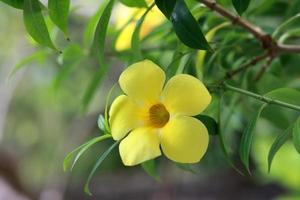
1 0 300 199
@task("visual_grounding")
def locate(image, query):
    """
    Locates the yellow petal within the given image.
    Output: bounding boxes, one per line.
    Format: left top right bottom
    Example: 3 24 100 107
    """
109 95 141 140
119 60 165 103
161 74 211 116
115 22 135 52
119 127 161 166
160 116 209 163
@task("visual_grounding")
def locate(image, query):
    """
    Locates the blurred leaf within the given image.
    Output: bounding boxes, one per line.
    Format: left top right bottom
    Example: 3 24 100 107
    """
268 126 293 172
104 84 117 133
293 116 300 154
23 0 56 50
119 0 147 7
170 0 211 50
265 88 300 106
97 115 106 132
272 13 300 39
84 140 119 196
175 163 196 173
141 159 161 181
83 0 109 47
131 3 155 61
232 0 251 15
9 51 47 77
82 0 115 111
53 44 84 90
195 115 218 135
48 0 70 36
63 135 112 171
0 0 23 9
155 0 176 18
239 104 267 174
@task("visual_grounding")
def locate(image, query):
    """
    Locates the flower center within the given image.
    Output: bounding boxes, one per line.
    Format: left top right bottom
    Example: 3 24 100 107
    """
148 103 170 128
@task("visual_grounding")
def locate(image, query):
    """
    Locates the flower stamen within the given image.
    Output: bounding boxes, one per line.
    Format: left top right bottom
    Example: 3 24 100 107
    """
148 103 170 128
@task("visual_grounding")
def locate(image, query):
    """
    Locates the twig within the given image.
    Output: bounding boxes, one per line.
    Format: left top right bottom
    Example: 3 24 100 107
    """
199 0 300 55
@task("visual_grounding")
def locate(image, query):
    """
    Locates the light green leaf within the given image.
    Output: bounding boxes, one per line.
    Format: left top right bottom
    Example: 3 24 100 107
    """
63 135 112 171
141 159 161 181
119 0 147 8
265 88 300 106
232 0 251 15
84 140 119 196
268 126 293 172
82 0 115 111
23 0 56 49
293 116 300 154
239 104 267 174
272 13 300 39
48 0 70 36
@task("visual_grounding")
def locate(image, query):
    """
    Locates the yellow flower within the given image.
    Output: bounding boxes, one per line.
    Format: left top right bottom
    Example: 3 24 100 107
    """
114 3 165 51
109 60 211 166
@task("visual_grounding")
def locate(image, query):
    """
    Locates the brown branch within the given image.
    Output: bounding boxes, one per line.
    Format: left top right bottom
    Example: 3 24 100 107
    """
199 0 300 55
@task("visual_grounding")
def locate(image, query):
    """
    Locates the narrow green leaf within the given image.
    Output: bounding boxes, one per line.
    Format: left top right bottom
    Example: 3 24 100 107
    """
155 0 176 18
82 0 115 111
175 163 196 173
265 88 300 106
268 126 293 172
293 116 300 154
84 140 119 196
104 84 117 133
272 13 300 39
239 104 267 173
63 135 111 171
23 0 56 49
119 0 147 8
170 0 211 50
48 0 70 36
97 115 106 132
0 0 23 9
131 3 155 61
232 0 251 15
141 159 161 181
195 115 218 135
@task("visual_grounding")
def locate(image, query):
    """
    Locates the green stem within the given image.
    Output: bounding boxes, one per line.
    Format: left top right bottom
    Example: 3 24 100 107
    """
221 83 300 112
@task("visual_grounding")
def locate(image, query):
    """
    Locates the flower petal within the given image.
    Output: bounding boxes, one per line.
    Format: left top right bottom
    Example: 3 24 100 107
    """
109 95 141 140
160 116 209 163
119 60 165 103
161 74 211 116
119 127 161 166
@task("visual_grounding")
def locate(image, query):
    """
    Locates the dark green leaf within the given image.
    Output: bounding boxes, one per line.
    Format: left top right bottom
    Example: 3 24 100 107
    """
0 0 23 9
141 159 161 181
23 0 56 49
48 0 70 35
170 0 210 50
82 0 115 111
155 0 176 18
265 88 300 106
131 3 155 61
293 116 300 154
84 141 119 196
63 135 111 171
195 115 218 135
232 0 251 15
268 126 293 172
239 104 266 174
119 0 147 8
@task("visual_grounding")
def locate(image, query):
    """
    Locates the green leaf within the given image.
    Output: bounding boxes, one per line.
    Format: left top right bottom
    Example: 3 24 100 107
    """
131 3 155 61
82 0 115 111
265 88 300 106
195 115 218 135
232 0 251 15
239 103 267 174
104 84 117 133
84 140 119 196
170 0 211 50
23 0 56 50
141 159 161 181
48 0 70 36
175 163 196 173
0 0 23 9
53 44 84 90
293 116 300 154
97 115 106 132
63 135 111 171
268 126 293 172
272 13 300 39
155 0 176 18
119 0 147 8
